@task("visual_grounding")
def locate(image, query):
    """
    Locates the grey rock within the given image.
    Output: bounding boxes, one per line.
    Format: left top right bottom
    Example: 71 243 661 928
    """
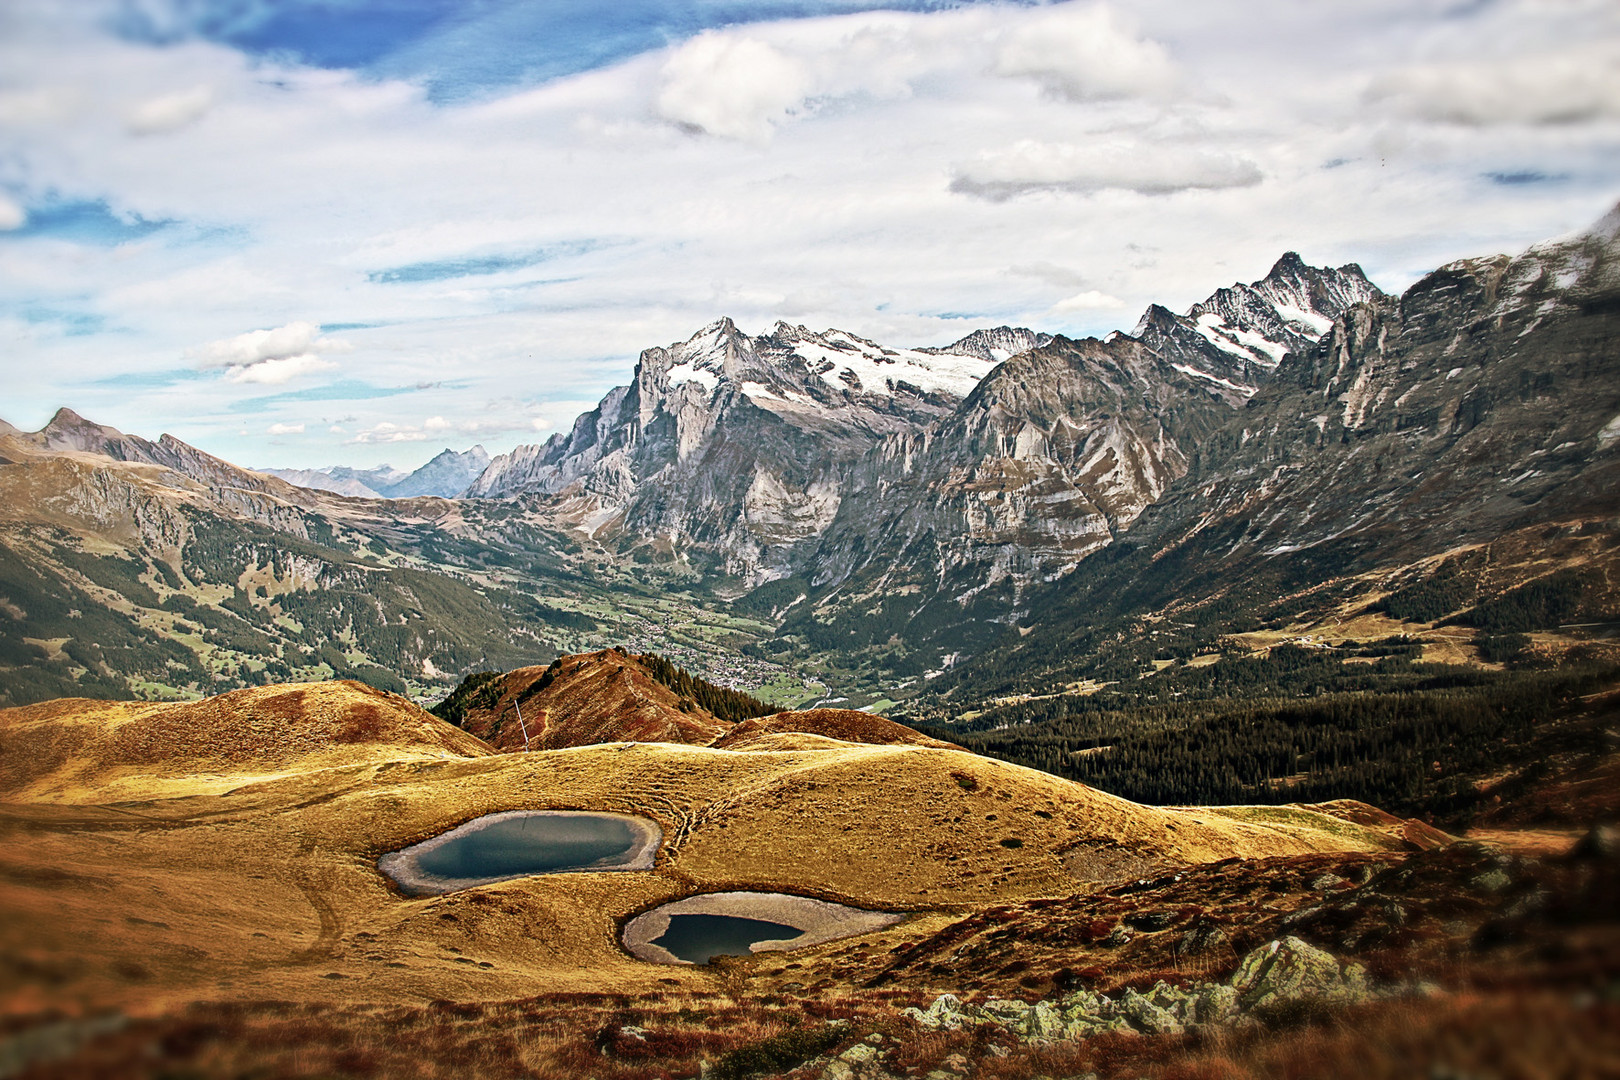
1180 923 1229 956
1119 989 1183 1035
1191 984 1239 1025
1229 936 1366 1010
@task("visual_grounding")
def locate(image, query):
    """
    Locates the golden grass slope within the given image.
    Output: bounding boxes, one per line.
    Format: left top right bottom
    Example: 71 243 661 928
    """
0 681 493 802
713 708 957 751
0 682 1430 1018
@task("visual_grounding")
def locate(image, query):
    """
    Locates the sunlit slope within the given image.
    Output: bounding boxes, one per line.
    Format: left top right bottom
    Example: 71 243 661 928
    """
0 681 495 801
0 686 1424 1015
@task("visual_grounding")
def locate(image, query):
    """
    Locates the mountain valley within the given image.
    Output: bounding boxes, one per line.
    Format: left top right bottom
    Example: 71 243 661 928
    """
2 210 1618 1080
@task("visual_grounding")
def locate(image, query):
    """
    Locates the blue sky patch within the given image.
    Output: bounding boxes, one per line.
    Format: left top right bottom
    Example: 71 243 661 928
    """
111 0 1032 101
369 241 605 284
229 379 445 412
1486 171 1569 186
2 199 172 245
21 306 109 336
92 368 209 388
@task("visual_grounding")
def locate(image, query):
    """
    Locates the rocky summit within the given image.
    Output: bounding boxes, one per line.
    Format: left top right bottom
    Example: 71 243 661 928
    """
457 254 1371 610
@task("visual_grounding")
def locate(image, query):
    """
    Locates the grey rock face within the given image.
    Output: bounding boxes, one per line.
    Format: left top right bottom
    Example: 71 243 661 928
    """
1228 935 1368 1010
461 253 1364 603
904 936 1373 1047
463 318 1039 582
1132 253 1381 400
1146 204 1620 567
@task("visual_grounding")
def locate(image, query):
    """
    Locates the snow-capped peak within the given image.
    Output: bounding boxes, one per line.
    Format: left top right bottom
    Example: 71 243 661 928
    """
653 318 1048 402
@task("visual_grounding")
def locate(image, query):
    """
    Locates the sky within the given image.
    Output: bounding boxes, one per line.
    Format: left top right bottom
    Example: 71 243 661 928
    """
1 0 1617 470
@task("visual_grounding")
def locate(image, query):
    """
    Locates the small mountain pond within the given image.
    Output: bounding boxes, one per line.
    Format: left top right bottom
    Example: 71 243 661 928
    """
651 914 806 964
378 810 660 895
623 891 904 965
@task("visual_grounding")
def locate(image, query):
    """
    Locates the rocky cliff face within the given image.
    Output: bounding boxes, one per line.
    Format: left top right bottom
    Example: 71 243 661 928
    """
1132 254 1380 399
761 257 1382 655
465 319 1051 580
917 204 1620 700
1146 205 1620 564
467 256 1369 593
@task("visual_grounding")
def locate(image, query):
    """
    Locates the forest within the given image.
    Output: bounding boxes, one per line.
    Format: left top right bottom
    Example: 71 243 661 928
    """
933 664 1617 826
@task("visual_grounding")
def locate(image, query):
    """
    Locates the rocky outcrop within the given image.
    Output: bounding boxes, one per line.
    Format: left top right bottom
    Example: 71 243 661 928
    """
445 651 736 752
1137 202 1620 568
901 936 1370 1043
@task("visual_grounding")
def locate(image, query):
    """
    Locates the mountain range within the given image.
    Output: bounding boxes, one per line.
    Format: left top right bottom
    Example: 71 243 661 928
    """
3 206 1617 714
264 445 491 499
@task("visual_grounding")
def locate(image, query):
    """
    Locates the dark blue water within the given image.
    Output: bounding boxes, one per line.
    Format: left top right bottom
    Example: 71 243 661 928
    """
414 815 639 879
651 914 803 964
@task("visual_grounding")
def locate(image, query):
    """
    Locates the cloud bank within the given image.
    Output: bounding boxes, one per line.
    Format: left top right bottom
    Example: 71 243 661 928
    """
0 0 1616 469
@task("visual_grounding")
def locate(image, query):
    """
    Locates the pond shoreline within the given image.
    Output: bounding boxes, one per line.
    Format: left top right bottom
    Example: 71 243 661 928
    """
378 810 661 895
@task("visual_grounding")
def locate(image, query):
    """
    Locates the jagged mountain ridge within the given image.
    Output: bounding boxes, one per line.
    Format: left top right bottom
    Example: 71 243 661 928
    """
464 320 1051 580
465 257 1371 592
1159 206 1620 560
265 445 491 499
465 320 1050 498
921 203 1620 700
1132 252 1380 397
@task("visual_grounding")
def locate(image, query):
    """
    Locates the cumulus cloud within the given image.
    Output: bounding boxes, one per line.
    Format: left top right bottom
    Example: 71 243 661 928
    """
951 140 1263 200
266 421 304 435
1051 289 1124 312
656 33 812 141
1367 49 1620 126
993 2 1177 101
127 84 214 135
348 412 533 445
191 321 351 384
349 421 426 444
0 192 24 230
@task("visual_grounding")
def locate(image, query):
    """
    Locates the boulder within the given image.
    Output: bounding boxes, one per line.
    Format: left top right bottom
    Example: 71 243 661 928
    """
1025 1000 1064 1041
1229 936 1366 1010
1118 988 1183 1035
1191 984 1240 1025
980 998 1032 1032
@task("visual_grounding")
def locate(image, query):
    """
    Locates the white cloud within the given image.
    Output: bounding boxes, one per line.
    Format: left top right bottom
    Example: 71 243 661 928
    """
190 321 351 384
656 33 811 141
2 0 1617 469
231 355 337 384
1051 290 1124 312
951 140 1263 200
993 3 1177 102
127 84 214 135
0 192 24 230
266 421 304 435
1367 49 1620 126
347 410 539 445
350 421 424 444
